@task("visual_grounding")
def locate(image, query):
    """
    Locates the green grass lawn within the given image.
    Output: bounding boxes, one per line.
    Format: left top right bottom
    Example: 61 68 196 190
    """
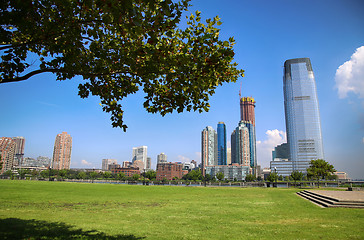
0 180 363 240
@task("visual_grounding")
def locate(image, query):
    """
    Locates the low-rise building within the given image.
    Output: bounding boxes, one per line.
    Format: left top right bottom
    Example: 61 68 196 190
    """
270 158 293 177
156 162 183 180
334 172 350 180
205 165 250 181
111 167 140 177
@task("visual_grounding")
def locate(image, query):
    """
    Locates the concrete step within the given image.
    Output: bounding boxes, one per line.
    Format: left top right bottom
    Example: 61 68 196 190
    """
302 191 364 206
297 191 364 208
297 191 329 208
303 190 364 205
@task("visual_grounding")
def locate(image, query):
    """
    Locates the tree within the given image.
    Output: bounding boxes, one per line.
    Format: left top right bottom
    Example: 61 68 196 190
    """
117 172 126 181
31 169 39 179
204 174 212 182
17 168 30 179
132 174 140 181
307 159 336 188
267 172 278 183
145 170 156 180
4 170 13 179
40 170 49 179
103 171 112 179
77 171 87 180
58 169 69 180
1 0 244 131
182 169 202 181
216 172 224 181
290 170 303 186
245 174 256 182
89 171 98 182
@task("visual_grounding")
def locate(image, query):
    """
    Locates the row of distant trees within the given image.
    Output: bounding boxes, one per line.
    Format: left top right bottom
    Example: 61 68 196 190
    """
1 168 153 182
1 159 336 185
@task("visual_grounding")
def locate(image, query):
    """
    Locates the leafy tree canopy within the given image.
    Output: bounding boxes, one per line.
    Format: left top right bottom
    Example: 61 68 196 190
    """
245 173 256 182
215 172 224 181
267 172 278 183
0 0 244 131
145 170 156 180
182 169 202 181
290 170 303 182
307 159 335 181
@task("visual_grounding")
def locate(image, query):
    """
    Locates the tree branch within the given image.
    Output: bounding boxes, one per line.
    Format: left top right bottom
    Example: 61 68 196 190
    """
0 69 62 83
0 67 134 84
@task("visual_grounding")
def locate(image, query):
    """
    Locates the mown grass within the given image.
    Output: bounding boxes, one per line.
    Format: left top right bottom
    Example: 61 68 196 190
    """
0 180 363 240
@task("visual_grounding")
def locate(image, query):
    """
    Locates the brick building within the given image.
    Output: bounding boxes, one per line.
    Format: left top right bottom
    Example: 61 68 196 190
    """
156 162 183 181
0 137 16 174
52 132 72 170
111 167 140 177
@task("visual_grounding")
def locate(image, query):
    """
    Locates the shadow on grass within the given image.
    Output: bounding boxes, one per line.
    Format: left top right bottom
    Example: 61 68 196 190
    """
0 218 145 240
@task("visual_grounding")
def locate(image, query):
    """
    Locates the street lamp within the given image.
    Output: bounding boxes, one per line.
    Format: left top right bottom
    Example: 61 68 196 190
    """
274 167 277 187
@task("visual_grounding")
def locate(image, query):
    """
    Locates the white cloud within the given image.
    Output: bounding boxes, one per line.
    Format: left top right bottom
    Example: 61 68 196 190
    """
177 155 191 163
335 46 364 99
257 129 286 168
81 159 92 166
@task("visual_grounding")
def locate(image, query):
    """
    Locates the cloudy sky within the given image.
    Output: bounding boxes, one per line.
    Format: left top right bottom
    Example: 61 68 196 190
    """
1 0 363 179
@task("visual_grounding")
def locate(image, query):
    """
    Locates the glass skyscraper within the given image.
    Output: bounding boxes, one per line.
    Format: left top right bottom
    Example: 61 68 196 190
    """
283 58 324 173
217 122 227 165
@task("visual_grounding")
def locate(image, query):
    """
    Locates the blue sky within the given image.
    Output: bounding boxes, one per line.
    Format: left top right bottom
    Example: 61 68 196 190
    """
1 0 363 179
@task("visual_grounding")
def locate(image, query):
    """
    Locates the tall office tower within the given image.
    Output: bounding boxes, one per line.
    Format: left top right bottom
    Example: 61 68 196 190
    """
12 137 25 166
52 132 72 170
146 157 151 169
102 159 117 171
0 137 16 174
157 153 167 164
240 97 257 172
283 58 324 173
231 121 250 166
201 126 217 175
217 122 227 165
132 146 148 170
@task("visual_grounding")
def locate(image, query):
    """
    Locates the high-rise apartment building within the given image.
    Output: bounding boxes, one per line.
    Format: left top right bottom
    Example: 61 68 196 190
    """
146 157 151 169
102 159 117 171
240 97 257 172
283 58 324 173
157 153 167 164
231 121 250 166
201 126 217 175
52 132 72 170
217 122 227 165
12 137 25 166
0 137 16 174
132 146 147 170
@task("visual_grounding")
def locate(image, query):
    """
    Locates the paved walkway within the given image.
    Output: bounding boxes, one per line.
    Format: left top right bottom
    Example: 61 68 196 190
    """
308 190 364 202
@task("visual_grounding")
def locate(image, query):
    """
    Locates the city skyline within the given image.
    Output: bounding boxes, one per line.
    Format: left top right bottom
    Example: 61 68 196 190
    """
0 0 363 178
